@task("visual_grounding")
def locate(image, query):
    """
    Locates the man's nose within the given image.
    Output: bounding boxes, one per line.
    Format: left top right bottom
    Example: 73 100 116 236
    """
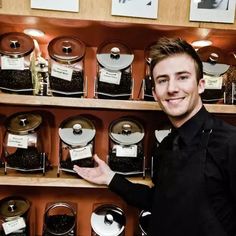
167 79 178 93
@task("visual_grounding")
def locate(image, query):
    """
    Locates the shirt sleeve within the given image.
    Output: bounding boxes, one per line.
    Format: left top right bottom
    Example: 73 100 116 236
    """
108 173 155 210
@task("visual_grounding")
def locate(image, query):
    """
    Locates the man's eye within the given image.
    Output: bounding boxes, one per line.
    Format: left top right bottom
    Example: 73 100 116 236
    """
179 75 188 80
157 78 167 84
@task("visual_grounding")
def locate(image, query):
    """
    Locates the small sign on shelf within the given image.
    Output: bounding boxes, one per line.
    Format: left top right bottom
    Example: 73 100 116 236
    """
111 0 158 19
31 0 79 12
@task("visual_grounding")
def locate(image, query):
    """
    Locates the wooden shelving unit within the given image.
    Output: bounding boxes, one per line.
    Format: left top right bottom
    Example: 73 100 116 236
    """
0 167 153 188
1 93 236 113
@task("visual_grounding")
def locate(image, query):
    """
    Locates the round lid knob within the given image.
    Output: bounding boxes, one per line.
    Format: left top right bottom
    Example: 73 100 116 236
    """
0 196 30 218
6 112 42 135
109 117 144 145
96 41 134 71
59 116 95 146
0 32 34 57
48 36 85 64
91 204 126 236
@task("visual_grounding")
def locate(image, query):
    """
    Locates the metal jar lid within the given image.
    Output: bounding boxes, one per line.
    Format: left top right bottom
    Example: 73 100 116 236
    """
0 32 34 57
96 41 134 71
48 36 85 64
139 210 151 236
6 112 42 135
0 196 30 219
197 46 230 76
109 117 144 145
59 116 96 147
91 204 126 236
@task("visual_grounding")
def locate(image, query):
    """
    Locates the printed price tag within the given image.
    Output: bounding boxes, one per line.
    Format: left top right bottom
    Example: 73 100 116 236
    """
51 64 73 81
100 69 121 85
116 145 137 157
70 146 92 161
204 75 223 90
1 56 24 70
7 134 28 149
2 217 26 235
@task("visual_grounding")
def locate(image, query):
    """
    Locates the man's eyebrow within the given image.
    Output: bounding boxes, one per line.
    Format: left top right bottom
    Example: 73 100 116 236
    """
155 70 191 79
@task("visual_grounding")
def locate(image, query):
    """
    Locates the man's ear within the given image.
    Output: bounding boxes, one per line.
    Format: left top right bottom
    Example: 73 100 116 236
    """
152 87 158 101
198 78 205 95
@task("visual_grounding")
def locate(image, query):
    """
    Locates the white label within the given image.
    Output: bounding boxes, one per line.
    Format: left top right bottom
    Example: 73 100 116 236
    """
31 0 79 12
100 69 121 85
2 217 26 235
112 0 158 19
204 75 223 90
7 134 28 149
51 64 73 81
70 146 92 161
116 145 137 157
1 56 24 70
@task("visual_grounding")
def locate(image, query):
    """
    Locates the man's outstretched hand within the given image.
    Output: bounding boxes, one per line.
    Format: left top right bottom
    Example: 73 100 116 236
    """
73 154 115 185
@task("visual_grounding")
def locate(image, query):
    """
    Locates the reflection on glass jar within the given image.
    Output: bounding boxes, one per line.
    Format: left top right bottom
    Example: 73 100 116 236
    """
43 202 77 236
108 117 145 177
48 36 86 98
141 43 155 102
0 196 32 236
3 111 51 174
137 210 151 236
91 204 126 236
95 41 134 100
58 115 96 176
0 32 35 95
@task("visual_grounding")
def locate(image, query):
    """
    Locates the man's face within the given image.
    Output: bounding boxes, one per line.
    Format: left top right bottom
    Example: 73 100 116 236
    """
152 54 205 127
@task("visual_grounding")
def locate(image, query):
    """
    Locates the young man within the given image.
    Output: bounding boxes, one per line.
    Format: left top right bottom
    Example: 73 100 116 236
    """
73 38 236 236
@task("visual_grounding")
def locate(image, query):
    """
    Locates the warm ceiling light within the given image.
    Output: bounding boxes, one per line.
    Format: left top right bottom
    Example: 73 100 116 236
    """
191 40 213 48
23 28 45 37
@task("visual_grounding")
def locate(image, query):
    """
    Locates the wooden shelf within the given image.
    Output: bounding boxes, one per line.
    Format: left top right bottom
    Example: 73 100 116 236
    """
0 167 153 188
1 93 236 113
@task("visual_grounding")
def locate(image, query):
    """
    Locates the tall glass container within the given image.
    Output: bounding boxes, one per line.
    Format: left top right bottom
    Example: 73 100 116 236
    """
58 115 96 176
95 41 134 100
48 36 86 97
108 117 145 177
0 32 35 94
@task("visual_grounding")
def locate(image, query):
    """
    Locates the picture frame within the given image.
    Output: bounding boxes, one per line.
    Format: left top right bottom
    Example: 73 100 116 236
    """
189 0 236 23
111 0 158 19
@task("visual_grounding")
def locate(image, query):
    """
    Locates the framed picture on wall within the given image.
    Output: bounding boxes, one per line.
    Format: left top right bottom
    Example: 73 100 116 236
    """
189 0 236 23
111 0 158 19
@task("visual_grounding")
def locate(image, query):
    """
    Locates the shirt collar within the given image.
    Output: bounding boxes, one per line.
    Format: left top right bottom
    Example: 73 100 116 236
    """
176 106 209 145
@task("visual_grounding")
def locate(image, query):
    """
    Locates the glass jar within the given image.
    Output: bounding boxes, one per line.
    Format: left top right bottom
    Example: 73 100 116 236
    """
48 36 86 97
95 41 134 100
91 204 126 236
225 65 236 104
43 202 77 236
0 196 32 236
108 117 145 177
3 111 50 174
0 32 35 94
58 115 96 176
197 46 229 104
